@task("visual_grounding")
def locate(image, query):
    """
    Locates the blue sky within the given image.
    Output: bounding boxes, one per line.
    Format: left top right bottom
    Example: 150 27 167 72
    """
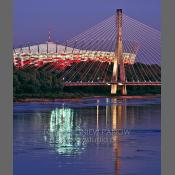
13 0 160 47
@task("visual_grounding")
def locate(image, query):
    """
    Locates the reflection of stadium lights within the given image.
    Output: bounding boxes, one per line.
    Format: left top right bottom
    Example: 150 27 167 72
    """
48 108 85 155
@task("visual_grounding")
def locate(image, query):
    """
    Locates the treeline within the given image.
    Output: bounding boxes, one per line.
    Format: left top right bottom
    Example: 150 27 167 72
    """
13 67 111 99
64 86 161 96
13 66 64 97
13 65 160 99
126 86 161 95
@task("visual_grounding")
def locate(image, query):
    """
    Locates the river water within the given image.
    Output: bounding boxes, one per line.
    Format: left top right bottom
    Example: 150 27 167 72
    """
13 97 160 175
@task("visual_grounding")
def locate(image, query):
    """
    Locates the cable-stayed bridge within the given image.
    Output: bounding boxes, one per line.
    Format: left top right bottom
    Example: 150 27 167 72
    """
13 9 161 95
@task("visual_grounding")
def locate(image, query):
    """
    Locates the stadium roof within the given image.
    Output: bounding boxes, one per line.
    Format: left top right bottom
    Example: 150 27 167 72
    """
13 42 79 54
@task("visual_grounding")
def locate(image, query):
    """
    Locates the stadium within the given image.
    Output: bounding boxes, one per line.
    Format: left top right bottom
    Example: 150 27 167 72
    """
13 40 137 70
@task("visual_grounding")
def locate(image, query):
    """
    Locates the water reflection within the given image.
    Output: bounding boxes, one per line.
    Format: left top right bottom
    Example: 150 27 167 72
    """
47 99 128 174
111 99 124 175
48 106 85 155
96 99 99 129
14 97 160 175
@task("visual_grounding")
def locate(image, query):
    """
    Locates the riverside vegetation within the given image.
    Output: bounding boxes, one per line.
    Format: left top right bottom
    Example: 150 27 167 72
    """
13 65 160 100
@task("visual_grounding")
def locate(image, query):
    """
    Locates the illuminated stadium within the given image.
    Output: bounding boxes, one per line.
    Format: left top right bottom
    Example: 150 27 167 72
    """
13 41 136 70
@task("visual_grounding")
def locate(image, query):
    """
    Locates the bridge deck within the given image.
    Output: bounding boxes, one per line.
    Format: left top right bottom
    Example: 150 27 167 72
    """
64 82 161 87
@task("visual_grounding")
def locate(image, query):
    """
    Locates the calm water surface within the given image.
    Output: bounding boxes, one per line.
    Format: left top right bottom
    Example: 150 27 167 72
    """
14 97 160 175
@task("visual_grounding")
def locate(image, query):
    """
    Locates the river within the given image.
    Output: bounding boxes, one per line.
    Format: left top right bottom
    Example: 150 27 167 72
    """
14 97 160 175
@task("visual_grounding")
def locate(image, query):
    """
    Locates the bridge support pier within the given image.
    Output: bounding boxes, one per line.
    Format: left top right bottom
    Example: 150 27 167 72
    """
111 84 117 94
121 84 127 95
111 58 118 94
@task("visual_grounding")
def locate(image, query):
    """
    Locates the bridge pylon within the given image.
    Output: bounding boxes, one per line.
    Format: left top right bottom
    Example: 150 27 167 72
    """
111 9 127 95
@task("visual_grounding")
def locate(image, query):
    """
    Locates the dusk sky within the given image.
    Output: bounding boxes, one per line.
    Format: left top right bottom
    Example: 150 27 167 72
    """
13 0 160 47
